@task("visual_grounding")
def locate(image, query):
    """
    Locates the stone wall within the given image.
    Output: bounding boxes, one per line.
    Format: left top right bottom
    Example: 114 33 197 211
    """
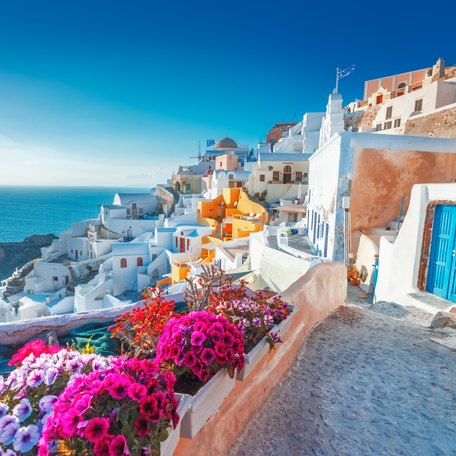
345 106 380 132
404 106 456 138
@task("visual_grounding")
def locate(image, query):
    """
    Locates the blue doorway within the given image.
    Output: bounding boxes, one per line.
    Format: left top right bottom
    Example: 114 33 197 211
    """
427 205 456 303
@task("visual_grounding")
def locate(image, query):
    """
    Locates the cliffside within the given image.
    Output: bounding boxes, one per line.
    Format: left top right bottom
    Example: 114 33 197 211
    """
0 234 57 281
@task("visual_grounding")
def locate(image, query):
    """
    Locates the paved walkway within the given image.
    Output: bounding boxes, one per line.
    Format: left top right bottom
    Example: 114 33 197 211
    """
228 288 456 456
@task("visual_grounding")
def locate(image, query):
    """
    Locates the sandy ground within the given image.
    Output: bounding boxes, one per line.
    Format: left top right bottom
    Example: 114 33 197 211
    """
228 286 456 456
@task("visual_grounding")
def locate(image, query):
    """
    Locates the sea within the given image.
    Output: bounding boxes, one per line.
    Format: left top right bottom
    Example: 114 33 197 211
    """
0 186 151 243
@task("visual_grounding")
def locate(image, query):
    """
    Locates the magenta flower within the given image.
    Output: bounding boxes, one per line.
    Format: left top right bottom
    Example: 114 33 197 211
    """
201 348 215 366
109 434 130 455
84 417 110 443
127 383 147 402
190 331 206 347
108 376 131 400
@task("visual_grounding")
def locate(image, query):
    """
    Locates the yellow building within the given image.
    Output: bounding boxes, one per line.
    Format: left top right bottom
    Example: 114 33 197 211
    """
198 188 268 241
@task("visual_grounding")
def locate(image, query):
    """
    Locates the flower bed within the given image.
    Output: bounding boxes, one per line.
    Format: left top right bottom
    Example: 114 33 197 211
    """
0 267 303 455
237 305 297 381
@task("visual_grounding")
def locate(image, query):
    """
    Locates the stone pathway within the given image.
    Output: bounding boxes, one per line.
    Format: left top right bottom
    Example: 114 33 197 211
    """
228 287 456 456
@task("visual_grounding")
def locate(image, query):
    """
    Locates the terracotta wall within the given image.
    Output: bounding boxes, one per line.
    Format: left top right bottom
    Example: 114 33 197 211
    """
174 262 347 456
350 147 456 246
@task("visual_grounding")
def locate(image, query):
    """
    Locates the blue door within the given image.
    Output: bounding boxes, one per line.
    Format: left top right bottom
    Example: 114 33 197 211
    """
427 205 456 303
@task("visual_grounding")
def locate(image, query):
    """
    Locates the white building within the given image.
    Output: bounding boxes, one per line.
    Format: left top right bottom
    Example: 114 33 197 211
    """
246 153 311 204
374 183 456 309
202 170 250 200
307 91 456 265
273 113 324 154
24 262 70 294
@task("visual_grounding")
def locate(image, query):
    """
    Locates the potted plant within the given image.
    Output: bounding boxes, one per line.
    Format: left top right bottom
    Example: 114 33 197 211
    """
347 265 361 286
109 287 179 359
38 357 182 456
156 311 244 439
211 293 295 381
0 343 110 455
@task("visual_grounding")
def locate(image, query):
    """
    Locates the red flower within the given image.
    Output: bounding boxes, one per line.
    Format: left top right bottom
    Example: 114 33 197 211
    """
134 415 149 437
201 348 215 366
84 417 110 443
109 434 130 456
140 395 159 420
93 435 112 456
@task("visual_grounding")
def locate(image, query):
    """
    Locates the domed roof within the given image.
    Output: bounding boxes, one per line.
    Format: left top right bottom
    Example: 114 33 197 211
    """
214 137 238 150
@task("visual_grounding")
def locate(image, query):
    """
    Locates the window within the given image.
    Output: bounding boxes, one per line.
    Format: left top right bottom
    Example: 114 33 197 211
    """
384 121 392 130
175 237 178 248
295 171 302 182
139 208 143 214
120 258 127 268
219 161 222 167
415 98 423 111
303 173 309 184
386 106 392 119
65 276 69 285
228 173 234 180
53 276 58 282
186 239 190 250
127 208 130 215
236 181 242 187
272 171 280 181
394 118 401 128
376 124 382 131
259 174 265 182
71 249 74 254
137 257 143 266
229 181 234 188
185 183 191 192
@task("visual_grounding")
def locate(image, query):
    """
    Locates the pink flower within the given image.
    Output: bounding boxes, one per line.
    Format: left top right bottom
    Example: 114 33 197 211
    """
190 331 206 346
127 383 147 402
84 417 110 443
201 348 215 366
108 376 131 400
94 435 112 456
109 434 130 456
214 343 226 357
223 332 234 347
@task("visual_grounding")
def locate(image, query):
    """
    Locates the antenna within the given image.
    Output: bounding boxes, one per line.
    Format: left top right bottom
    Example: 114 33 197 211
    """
188 141 203 161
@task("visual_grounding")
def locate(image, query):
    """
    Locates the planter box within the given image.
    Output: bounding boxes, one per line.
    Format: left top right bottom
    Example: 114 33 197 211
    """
236 306 297 381
160 393 192 456
180 368 236 439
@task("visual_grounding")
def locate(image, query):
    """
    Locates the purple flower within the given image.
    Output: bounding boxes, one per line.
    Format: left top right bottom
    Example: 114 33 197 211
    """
0 420 19 445
13 424 39 453
12 399 32 422
0 403 9 419
26 369 44 388
39 395 58 413
190 331 206 347
44 367 59 385
252 318 261 327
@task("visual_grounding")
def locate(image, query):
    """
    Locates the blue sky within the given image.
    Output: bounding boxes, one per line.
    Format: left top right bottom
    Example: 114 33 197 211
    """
0 0 454 186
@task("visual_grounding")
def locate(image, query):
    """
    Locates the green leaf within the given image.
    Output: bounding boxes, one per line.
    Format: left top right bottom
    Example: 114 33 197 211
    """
156 428 169 443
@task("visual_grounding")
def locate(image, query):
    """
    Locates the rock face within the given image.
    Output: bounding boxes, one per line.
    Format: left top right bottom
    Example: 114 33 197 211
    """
0 234 57 281
430 311 456 330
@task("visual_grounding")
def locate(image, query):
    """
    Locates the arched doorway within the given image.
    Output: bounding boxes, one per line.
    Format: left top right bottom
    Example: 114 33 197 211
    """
174 181 181 192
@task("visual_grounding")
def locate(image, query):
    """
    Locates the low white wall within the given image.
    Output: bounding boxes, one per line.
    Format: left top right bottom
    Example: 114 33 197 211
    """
375 183 456 303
